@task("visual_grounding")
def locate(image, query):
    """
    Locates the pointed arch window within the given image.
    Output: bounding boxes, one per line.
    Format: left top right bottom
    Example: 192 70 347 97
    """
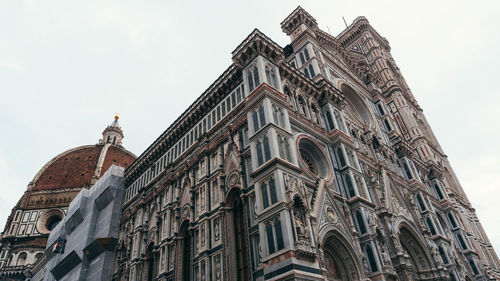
355 210 367 234
252 105 267 133
265 64 278 89
469 259 479 275
426 217 437 236
265 217 284 255
377 103 386 116
336 146 347 167
299 52 306 65
433 183 445 200
416 193 427 211
326 111 335 130
247 65 260 92
365 244 379 272
308 64 315 77
383 119 392 132
277 135 291 162
260 177 278 209
403 162 413 180
457 233 468 250
344 173 356 198
303 68 310 79
439 246 449 264
448 213 458 228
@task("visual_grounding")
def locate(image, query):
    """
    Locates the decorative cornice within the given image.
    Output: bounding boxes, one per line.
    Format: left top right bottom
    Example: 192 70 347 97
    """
125 66 241 182
280 6 318 36
231 29 284 68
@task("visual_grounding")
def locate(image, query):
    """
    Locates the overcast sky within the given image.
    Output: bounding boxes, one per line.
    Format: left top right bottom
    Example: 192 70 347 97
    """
1 0 499 253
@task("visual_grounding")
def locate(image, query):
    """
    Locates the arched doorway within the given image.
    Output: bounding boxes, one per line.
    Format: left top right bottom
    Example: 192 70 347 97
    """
177 221 191 281
397 227 432 280
322 232 363 281
225 188 251 281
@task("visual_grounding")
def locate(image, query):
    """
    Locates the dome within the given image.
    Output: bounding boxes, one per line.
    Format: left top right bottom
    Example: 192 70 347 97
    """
29 144 136 191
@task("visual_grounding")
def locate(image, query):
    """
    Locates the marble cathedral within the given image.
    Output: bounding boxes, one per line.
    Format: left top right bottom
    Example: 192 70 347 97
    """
2 6 499 281
112 7 500 281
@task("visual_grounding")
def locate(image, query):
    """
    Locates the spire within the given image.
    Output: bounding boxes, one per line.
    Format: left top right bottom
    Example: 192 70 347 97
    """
99 114 124 146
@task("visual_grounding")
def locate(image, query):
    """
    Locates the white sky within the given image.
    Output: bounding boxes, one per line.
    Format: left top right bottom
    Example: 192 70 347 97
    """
1 0 499 253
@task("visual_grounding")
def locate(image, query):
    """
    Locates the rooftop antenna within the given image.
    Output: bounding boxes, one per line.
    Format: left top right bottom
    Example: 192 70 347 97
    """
342 16 348 28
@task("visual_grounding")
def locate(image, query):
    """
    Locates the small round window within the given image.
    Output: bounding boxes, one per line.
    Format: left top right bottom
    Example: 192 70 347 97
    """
46 216 62 231
36 209 65 234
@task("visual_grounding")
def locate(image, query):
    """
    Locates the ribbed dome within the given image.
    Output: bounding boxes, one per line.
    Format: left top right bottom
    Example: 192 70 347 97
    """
30 144 135 191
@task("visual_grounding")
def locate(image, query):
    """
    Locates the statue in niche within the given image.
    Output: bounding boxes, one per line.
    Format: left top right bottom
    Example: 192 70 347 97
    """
215 255 222 281
214 219 220 241
294 211 309 241
293 197 309 241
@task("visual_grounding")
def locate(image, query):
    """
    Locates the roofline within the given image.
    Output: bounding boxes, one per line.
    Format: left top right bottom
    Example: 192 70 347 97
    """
125 28 287 181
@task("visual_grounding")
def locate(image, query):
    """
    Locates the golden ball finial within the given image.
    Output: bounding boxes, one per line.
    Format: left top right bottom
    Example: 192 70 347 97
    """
114 113 119 120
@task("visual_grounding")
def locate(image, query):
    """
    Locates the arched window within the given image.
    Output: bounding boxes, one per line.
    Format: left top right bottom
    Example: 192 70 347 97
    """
260 178 278 209
416 193 426 211
16 252 27 266
326 111 335 130
247 65 260 92
256 141 263 166
434 183 445 200
265 65 278 89
258 106 266 127
355 210 366 234
448 213 458 228
112 136 117 145
365 244 378 272
403 162 413 180
263 136 271 160
457 233 468 250
106 135 111 143
254 134 270 167
308 64 315 77
345 174 356 198
253 66 260 87
336 147 346 167
469 259 479 275
303 68 310 79
383 119 392 131
377 103 385 116
439 246 449 264
266 217 284 255
299 52 306 65
426 217 437 235
277 135 291 162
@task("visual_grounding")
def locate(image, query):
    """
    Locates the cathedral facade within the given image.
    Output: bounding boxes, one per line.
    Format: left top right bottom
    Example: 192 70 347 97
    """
113 7 500 281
